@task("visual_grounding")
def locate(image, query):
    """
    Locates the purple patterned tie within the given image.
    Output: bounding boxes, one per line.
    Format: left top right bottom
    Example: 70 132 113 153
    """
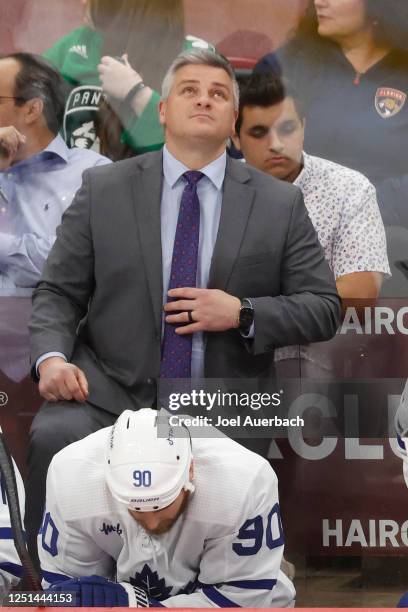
160 170 204 378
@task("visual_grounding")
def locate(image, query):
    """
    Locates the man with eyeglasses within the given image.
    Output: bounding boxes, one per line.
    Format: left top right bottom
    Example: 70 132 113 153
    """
0 52 110 292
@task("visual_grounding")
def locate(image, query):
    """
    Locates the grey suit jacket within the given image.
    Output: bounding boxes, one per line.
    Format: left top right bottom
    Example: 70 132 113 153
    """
29 151 341 415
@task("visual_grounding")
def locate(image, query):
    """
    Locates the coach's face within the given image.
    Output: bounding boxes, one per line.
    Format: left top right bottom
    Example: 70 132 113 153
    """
233 97 304 183
159 64 236 149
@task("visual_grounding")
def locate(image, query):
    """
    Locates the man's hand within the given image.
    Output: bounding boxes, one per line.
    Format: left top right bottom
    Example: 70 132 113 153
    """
98 54 142 101
38 357 89 403
164 287 241 334
0 126 26 170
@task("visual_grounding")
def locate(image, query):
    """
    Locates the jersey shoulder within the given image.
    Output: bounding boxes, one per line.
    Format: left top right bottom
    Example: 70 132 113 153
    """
189 437 277 530
48 427 115 521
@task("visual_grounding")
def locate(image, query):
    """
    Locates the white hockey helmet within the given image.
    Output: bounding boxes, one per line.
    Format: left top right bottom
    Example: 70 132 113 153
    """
105 408 194 512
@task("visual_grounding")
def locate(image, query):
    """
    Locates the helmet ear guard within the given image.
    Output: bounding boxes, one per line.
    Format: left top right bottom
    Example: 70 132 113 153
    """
106 408 194 512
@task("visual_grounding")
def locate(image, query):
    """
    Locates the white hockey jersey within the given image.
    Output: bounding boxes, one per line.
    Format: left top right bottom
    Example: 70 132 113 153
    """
0 460 25 595
39 427 295 607
396 379 408 488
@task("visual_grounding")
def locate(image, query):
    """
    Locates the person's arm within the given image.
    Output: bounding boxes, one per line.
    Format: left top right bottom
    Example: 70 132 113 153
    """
0 232 59 289
39 459 114 587
29 170 95 377
98 56 164 154
336 271 383 301
165 189 340 350
332 179 390 311
249 189 341 355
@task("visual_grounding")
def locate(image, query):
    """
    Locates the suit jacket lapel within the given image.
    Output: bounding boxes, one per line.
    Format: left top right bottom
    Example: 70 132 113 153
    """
131 151 163 335
208 157 255 290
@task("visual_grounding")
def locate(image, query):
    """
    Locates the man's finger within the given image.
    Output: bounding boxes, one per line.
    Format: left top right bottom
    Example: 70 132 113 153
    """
164 299 195 312
75 368 89 400
175 322 202 335
64 373 87 403
168 287 202 299
41 390 60 403
165 311 194 324
59 380 76 401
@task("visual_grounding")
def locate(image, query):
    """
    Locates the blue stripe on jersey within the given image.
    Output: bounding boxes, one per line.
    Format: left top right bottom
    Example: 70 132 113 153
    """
202 585 240 608
224 579 277 590
398 435 406 451
149 599 166 607
0 561 23 577
42 569 71 584
0 527 25 540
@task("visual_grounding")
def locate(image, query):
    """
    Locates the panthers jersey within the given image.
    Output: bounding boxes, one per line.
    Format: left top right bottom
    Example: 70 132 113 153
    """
40 426 295 607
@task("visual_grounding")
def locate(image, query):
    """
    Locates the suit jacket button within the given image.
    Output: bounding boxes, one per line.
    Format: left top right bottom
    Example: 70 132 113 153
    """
147 378 154 385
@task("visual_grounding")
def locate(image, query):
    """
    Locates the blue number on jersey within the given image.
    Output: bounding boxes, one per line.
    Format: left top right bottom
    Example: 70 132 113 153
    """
233 504 284 556
266 503 284 549
133 470 152 487
41 512 59 557
232 515 263 556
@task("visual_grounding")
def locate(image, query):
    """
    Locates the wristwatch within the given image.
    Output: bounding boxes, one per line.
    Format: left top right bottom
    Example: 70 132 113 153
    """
238 298 254 335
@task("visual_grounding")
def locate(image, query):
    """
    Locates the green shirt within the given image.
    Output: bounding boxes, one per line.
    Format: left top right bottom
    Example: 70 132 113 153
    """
44 26 214 155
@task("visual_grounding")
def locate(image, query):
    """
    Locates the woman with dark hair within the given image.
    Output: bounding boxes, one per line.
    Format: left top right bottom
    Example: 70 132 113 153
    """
255 0 408 229
43 0 213 159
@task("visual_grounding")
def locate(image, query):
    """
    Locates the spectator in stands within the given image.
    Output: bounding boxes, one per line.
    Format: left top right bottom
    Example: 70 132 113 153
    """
232 73 390 369
254 0 408 230
0 53 110 293
233 74 389 302
43 0 214 160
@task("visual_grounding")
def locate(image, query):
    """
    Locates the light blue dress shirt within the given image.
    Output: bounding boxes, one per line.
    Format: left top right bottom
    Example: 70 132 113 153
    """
0 134 110 294
161 145 225 378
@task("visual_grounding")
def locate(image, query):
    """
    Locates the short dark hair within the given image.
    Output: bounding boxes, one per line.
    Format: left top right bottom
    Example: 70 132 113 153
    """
1 53 65 135
296 0 408 51
236 73 305 135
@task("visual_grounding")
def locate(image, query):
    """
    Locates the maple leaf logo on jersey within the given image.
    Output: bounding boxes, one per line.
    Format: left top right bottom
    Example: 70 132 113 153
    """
375 88 407 118
130 564 173 600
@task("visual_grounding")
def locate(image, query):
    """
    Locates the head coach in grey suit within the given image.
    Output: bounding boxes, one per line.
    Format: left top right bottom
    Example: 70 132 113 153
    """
26 50 341 563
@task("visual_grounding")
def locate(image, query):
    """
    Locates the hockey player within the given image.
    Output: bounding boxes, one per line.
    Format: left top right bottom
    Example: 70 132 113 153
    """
0 459 25 595
395 381 408 607
40 408 295 607
395 379 408 487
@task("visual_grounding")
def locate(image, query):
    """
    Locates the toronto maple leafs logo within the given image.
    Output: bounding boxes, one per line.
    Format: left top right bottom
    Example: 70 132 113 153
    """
130 564 173 600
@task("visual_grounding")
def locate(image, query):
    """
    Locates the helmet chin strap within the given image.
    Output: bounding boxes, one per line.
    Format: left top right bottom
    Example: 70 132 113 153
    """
183 480 195 494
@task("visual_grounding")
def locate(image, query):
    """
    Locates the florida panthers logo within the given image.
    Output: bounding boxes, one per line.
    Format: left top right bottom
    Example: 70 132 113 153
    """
375 88 407 118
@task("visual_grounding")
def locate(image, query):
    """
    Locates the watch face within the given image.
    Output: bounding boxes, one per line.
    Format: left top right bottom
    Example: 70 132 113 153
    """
239 307 254 329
